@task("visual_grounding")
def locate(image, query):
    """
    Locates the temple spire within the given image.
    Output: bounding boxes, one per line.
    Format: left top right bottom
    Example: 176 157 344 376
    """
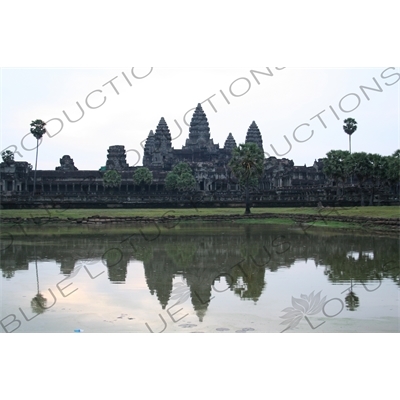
151 118 173 168
143 130 155 167
184 104 218 152
245 121 264 154
224 133 237 153
155 118 172 143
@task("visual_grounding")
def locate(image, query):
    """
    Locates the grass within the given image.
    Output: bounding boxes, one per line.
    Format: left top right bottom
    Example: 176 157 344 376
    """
0 206 399 219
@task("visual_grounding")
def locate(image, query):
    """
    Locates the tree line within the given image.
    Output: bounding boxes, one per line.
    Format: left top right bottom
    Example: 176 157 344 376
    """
323 149 400 205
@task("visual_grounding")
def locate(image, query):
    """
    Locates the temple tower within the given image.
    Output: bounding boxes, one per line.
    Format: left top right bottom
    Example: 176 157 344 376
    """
106 145 128 170
143 130 155 167
150 118 173 169
183 104 218 152
224 133 237 153
56 155 78 171
245 121 264 154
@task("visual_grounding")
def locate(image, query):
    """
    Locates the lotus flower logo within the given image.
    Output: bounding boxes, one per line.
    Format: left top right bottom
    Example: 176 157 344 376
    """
280 291 327 332
171 281 191 305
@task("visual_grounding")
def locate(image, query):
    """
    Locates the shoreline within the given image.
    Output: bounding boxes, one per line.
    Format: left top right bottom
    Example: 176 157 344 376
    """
1 210 399 236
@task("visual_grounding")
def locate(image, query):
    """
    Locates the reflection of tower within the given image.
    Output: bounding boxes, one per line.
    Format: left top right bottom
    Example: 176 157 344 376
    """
104 249 130 284
59 259 76 275
232 263 266 303
143 257 175 309
184 269 216 322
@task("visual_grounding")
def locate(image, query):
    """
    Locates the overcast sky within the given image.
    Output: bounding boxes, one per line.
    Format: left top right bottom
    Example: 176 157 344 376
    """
1 67 399 171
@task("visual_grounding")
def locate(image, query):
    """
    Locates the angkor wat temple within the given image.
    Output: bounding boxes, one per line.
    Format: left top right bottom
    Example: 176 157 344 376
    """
0 104 394 208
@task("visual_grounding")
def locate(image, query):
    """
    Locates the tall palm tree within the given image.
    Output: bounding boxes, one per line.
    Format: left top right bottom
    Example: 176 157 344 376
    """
30 119 47 194
228 143 264 214
343 118 357 154
31 244 47 314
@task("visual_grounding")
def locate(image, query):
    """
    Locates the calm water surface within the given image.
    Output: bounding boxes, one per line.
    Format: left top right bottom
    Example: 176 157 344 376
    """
1 222 399 333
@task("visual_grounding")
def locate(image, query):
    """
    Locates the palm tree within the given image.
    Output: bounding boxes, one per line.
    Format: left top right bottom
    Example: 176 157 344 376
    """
228 143 264 214
30 119 47 194
31 244 47 314
344 279 359 311
103 169 122 191
133 167 153 192
343 118 357 154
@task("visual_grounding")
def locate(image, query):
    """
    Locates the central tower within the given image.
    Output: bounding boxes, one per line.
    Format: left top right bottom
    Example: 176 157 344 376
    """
183 103 218 152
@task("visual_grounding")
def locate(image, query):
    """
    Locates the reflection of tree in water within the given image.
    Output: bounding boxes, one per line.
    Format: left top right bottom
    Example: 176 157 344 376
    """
31 245 47 315
321 237 399 287
345 291 360 311
31 293 47 314
3 225 399 322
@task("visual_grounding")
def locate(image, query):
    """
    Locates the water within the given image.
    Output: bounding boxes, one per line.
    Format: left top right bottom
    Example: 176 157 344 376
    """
1 222 399 333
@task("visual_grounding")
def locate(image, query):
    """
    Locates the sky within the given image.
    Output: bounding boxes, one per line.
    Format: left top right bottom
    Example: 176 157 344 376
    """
1 67 399 171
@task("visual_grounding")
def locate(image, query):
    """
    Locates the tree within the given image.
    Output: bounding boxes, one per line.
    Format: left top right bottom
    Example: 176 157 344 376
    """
228 143 264 214
343 118 357 154
103 170 122 189
165 172 179 191
133 167 153 191
30 119 47 193
386 150 400 198
1 150 14 164
347 152 372 206
322 150 351 198
165 162 196 192
177 172 196 191
368 153 387 205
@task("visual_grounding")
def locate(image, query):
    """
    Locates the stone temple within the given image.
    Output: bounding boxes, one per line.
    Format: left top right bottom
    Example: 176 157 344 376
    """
0 103 379 208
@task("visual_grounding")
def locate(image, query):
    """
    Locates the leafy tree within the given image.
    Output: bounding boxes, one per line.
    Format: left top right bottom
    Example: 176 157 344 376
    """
1 150 14 164
347 152 372 206
30 119 47 193
323 150 351 197
165 172 179 191
172 162 192 176
165 162 196 192
387 150 400 183
133 167 153 191
386 150 400 197
177 172 196 191
228 143 264 214
343 118 357 154
103 170 122 188
368 153 387 205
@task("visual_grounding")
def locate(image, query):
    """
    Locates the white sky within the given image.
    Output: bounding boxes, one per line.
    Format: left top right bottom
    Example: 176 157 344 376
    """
1 67 399 171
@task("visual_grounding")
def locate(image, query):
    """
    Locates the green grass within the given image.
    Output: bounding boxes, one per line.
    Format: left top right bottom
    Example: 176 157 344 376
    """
233 218 294 225
1 206 399 219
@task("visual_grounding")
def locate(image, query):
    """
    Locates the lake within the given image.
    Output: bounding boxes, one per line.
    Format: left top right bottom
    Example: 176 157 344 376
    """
1 221 399 333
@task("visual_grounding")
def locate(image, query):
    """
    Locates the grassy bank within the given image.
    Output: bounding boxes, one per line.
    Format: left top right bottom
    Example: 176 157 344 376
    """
1 206 399 220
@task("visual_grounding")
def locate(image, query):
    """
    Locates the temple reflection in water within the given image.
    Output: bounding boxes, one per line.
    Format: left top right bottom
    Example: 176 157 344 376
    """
1 223 399 322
